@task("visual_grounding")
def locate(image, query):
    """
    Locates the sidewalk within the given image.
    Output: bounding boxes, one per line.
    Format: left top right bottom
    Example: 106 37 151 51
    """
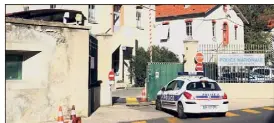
82 98 274 123
82 105 172 123
228 98 274 110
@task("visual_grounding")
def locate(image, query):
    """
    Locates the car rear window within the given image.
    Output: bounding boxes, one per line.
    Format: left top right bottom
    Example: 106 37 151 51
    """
186 81 221 91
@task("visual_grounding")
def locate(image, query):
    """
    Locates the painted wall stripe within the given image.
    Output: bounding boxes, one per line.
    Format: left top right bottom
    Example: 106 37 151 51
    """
149 5 152 62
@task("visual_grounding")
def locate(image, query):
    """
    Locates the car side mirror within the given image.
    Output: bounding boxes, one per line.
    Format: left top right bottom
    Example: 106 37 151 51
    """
161 87 166 91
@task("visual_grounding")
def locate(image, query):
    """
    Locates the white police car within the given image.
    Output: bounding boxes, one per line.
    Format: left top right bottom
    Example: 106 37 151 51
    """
155 72 228 119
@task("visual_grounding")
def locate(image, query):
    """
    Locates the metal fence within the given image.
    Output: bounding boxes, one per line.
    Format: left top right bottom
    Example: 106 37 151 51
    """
198 43 274 83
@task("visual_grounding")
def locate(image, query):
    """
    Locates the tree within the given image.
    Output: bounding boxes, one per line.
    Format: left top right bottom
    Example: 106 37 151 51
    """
237 5 274 45
129 45 180 87
237 5 274 66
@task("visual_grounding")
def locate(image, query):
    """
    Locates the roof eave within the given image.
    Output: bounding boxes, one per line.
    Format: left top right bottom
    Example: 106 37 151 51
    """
232 5 249 25
156 12 206 21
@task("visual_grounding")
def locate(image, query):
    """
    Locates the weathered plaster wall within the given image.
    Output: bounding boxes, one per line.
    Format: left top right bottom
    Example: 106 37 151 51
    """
6 18 90 123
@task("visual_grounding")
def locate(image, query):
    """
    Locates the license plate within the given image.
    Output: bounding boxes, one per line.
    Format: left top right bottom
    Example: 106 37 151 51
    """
202 105 217 110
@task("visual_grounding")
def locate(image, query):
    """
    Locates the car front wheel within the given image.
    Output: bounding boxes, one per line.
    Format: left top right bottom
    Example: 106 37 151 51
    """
177 103 187 119
155 99 162 111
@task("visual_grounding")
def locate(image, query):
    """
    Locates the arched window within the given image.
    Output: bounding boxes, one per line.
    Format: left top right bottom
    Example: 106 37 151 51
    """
223 22 229 46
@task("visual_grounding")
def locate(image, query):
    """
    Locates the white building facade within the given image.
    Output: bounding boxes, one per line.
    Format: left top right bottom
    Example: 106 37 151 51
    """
6 4 156 88
6 5 156 107
154 5 249 62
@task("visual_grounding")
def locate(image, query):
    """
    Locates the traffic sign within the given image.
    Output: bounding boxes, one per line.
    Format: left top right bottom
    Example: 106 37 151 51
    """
108 69 115 81
195 63 203 71
195 52 204 63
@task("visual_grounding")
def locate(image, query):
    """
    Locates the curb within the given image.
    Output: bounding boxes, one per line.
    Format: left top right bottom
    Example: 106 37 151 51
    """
113 97 155 106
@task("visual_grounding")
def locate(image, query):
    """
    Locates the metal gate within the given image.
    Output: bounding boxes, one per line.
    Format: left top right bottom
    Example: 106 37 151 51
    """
198 43 274 83
146 62 184 101
88 36 99 116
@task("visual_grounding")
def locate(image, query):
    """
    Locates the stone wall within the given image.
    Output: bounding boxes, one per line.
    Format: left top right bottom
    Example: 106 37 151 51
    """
6 18 90 123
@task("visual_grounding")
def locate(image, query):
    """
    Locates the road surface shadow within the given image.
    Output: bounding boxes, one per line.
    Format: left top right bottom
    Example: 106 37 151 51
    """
112 96 120 104
112 96 126 104
266 111 274 123
162 109 227 119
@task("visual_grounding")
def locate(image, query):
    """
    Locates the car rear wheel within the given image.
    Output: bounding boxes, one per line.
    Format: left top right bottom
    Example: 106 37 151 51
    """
177 103 187 119
155 99 162 111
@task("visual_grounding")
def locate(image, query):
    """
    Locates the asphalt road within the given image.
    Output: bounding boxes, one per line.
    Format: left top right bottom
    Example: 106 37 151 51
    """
121 106 274 123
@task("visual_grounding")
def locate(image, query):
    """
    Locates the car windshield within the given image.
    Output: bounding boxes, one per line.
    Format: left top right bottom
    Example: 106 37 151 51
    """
186 81 221 91
250 72 261 76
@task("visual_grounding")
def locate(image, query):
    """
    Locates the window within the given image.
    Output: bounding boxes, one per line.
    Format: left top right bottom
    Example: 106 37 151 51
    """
113 5 122 32
254 69 270 76
223 5 228 12
166 81 176 91
186 21 192 37
50 5 56 9
212 21 216 37
174 80 184 90
23 6 29 11
186 82 221 91
234 25 238 40
88 5 95 23
223 22 229 46
6 54 23 80
136 10 142 29
184 5 190 8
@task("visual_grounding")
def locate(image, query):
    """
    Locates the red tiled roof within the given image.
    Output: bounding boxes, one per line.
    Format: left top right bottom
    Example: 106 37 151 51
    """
267 19 274 29
156 5 216 18
259 14 274 29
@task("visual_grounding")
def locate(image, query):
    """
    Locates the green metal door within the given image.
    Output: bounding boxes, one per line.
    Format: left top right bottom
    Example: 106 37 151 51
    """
146 62 184 101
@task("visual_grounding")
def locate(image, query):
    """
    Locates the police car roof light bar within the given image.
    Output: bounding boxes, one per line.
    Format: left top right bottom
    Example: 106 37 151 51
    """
178 72 204 76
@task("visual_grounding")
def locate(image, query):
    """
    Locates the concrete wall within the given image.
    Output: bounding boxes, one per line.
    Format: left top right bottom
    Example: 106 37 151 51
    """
155 5 245 62
219 83 274 99
5 5 156 50
5 5 156 87
6 18 91 123
183 40 198 72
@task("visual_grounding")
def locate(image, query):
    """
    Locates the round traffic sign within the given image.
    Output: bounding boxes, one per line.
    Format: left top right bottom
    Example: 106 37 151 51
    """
195 63 203 71
108 69 115 81
195 52 204 63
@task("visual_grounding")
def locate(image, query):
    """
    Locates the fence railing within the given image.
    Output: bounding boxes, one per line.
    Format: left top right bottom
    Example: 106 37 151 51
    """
198 43 274 83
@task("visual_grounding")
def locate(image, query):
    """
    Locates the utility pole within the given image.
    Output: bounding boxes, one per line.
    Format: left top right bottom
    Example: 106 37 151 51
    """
149 5 153 62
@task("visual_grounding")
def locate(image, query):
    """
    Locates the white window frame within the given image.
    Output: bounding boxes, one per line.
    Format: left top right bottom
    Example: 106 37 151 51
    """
88 5 96 23
186 22 192 37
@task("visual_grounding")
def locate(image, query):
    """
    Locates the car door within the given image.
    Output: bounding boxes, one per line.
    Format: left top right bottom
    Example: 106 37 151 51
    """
161 80 177 109
170 80 185 111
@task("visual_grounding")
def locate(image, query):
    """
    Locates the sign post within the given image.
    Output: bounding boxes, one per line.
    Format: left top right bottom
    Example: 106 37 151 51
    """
108 69 115 85
195 63 203 71
155 72 160 79
195 52 204 63
195 52 204 72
